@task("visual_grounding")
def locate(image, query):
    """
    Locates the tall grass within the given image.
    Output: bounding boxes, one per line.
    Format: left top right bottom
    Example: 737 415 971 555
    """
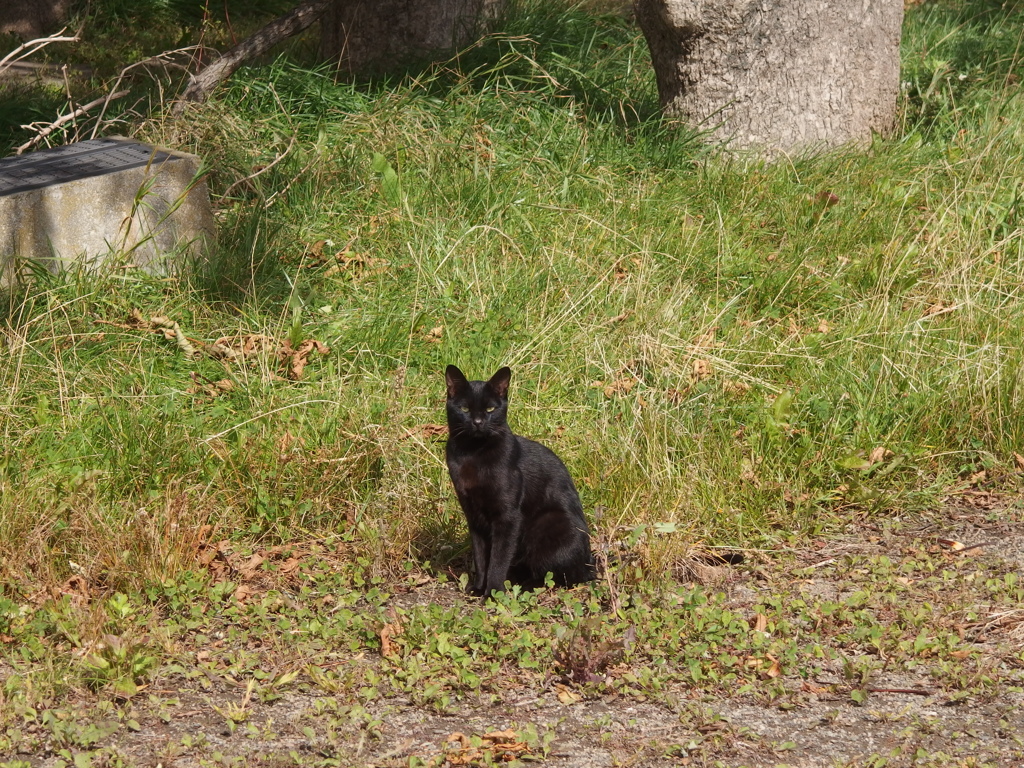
2 0 1024 591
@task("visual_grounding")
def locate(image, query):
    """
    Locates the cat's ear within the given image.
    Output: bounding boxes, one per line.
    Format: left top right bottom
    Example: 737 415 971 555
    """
445 365 469 398
487 367 512 399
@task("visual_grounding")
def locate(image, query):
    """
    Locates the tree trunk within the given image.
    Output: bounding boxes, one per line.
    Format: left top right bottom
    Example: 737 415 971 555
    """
0 0 71 39
319 0 506 75
634 0 904 154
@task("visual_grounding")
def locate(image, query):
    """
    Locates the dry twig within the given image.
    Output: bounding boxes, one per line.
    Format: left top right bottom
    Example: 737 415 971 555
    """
0 29 79 76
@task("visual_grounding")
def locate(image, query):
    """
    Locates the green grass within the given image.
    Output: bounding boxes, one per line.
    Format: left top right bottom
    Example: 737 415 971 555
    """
2 0 1024 594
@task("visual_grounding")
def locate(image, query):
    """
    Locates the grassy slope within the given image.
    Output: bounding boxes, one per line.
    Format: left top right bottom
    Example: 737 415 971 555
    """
4 1 1024 586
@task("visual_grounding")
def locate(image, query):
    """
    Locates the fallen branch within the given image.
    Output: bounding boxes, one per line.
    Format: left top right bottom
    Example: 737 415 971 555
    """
90 46 200 141
172 0 332 114
0 29 79 76
16 90 130 154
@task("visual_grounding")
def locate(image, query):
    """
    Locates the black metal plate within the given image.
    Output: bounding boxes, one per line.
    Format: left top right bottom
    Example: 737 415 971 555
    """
0 138 175 198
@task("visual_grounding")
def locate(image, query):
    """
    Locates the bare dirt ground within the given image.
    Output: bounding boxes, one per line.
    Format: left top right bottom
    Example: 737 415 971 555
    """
4 497 1024 768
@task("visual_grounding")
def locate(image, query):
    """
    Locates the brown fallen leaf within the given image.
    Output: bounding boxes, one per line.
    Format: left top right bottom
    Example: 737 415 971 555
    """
691 358 712 382
967 469 987 486
237 553 266 579
483 730 521 744
187 373 234 398
801 681 829 694
556 684 582 704
692 327 719 348
280 338 330 380
276 431 305 454
1014 452 1024 471
233 584 256 603
380 621 402 658
752 613 769 633
922 300 956 318
603 376 637 398
868 446 891 464
723 379 751 395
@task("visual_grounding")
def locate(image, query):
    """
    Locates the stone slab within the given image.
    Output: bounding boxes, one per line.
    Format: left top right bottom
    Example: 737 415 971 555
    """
0 136 216 288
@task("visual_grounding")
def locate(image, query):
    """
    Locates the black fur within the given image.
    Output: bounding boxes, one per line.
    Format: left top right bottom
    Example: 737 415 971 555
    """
444 365 594 598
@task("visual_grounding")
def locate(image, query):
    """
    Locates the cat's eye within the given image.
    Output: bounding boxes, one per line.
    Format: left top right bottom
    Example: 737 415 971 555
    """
459 406 470 413
485 406 496 413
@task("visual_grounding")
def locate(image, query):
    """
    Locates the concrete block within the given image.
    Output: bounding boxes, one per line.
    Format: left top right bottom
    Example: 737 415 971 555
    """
0 136 216 288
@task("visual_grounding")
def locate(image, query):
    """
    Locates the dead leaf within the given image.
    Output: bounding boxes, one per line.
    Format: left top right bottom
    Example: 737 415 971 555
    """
556 684 582 704
187 373 234 398
667 388 686 404
723 380 751 395
380 621 402 658
869 446 891 465
937 538 966 552
424 326 443 343
603 376 636 398
483 730 520 744
97 310 201 358
238 554 266 579
817 319 830 334
1014 452 1024 471
61 574 91 604
814 190 840 208
922 300 956 318
280 338 329 380
801 681 829 694
323 250 388 278
691 359 712 382
233 584 255 603
752 613 769 633
276 431 305 454
692 327 718 348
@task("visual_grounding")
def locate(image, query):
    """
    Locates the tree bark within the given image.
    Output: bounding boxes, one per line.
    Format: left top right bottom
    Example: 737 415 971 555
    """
173 0 332 113
0 0 71 39
318 0 506 75
634 0 905 154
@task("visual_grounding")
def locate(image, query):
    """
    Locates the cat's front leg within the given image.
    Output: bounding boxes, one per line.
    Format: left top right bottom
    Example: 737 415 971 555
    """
468 527 490 596
482 513 521 598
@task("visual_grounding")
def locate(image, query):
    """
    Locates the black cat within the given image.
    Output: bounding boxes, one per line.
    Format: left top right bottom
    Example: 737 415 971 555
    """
444 365 594 598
